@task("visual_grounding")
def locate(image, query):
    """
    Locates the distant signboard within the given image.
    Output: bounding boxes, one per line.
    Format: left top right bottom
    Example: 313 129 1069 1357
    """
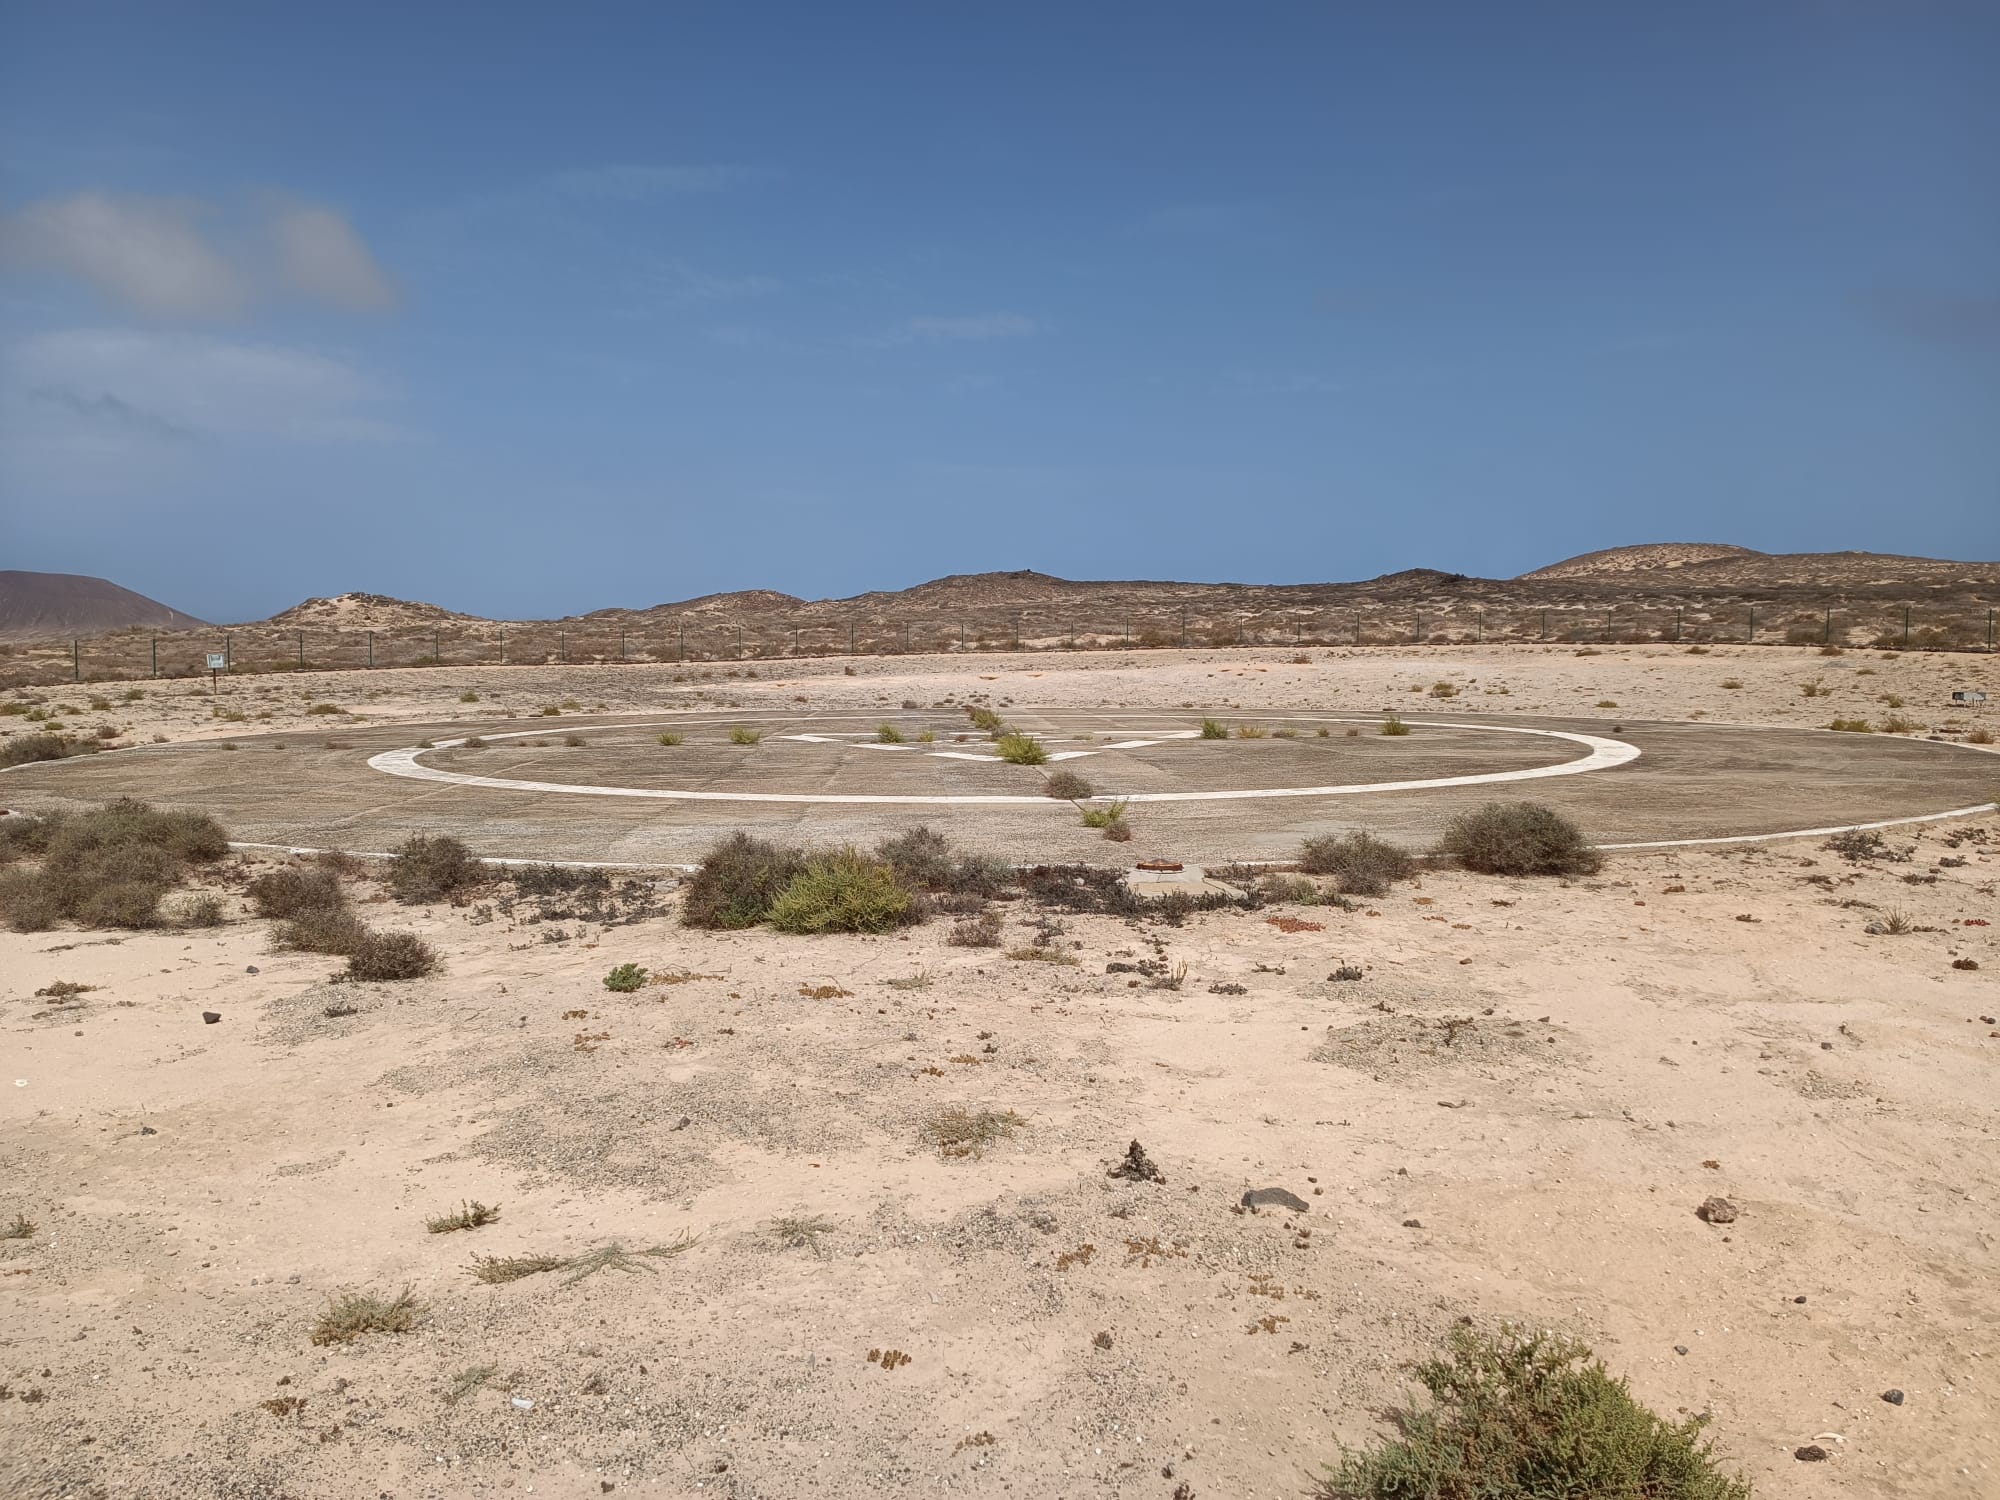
1951 689 1986 705
206 652 226 671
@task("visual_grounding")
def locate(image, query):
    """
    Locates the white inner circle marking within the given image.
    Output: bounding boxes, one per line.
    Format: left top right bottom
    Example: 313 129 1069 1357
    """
366 717 1641 806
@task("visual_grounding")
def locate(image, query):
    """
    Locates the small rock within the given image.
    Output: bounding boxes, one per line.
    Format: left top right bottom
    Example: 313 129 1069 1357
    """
245 965 259 975
1093 1330 1112 1350
1674 1345 1689 1356
1793 1296 1806 1304
201 1012 221 1025
1696 1196 1738 1225
1794 1445 1829 1462
1241 1187 1310 1214
670 1116 691 1131
510 1396 534 1411
1401 1218 1423 1229
1881 1389 1904 1405
139 1126 157 1136
1109 1140 1166 1184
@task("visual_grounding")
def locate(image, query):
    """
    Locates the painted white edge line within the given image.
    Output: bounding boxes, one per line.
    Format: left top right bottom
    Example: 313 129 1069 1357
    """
1601 801 1999 850
364 717 1638 806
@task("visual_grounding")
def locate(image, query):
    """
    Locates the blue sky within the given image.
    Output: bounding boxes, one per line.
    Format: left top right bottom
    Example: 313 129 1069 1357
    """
2 2 1995 622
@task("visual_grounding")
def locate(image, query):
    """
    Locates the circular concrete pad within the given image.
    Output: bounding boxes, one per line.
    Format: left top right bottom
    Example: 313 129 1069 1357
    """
4 708 1994 866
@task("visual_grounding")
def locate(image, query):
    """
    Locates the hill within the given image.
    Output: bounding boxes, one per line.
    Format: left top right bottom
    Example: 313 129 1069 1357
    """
0 570 209 641
265 593 486 631
1521 543 1758 579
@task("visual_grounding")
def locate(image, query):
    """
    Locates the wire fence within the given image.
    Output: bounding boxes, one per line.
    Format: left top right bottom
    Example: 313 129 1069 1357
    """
6 600 1995 686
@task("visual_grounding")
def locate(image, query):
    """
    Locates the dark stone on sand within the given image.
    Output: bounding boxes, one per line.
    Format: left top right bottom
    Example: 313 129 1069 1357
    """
1241 1187 1310 1213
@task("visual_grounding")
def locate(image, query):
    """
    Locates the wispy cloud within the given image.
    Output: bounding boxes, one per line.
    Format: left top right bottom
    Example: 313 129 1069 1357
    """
637 257 783 309
548 164 760 200
865 312 1040 348
0 190 396 318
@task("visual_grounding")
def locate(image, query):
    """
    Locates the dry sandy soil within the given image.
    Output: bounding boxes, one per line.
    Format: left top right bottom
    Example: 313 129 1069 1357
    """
3 645 1997 1500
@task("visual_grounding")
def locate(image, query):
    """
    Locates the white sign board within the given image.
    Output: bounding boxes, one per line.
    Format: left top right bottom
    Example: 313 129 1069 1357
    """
206 653 227 671
1951 689 1986 704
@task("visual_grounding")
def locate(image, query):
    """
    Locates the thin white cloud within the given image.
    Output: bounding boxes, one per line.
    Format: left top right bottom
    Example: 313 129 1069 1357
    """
0 191 396 317
866 312 1040 347
4 327 397 453
0 192 248 316
549 164 753 200
638 257 782 309
269 204 396 310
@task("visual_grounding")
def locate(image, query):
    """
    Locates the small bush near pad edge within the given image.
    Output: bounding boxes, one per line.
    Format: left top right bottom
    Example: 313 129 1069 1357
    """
682 832 806 929
1314 1324 1748 1500
1437 802 1602 878
1042 768 1094 800
995 732 1048 765
0 798 228 933
603 963 648 992
344 930 438 982
1298 832 1415 896
388 834 485 904
247 866 344 919
767 850 913 934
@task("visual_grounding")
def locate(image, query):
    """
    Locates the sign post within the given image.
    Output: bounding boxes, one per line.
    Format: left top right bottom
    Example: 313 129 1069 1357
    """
206 651 226 696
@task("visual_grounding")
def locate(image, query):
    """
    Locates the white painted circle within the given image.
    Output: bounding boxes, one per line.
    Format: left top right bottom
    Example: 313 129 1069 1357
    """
366 715 1641 807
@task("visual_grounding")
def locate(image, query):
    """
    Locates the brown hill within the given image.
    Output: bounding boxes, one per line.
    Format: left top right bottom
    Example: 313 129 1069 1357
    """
1522 543 1759 579
1523 546 1996 593
265 593 486 631
0 570 208 641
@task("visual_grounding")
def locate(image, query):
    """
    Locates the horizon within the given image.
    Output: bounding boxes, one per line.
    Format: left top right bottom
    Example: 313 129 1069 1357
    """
4 3 1997 621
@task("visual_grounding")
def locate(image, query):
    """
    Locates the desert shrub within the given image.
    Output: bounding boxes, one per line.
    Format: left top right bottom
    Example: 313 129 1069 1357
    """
948 910 1004 947
1968 727 1993 745
767 850 913 934
682 832 806 929
656 731 683 746
875 825 1009 898
1314 1324 1748 1500
875 723 905 743
1428 681 1459 698
172 892 227 928
728 725 762 745
1719 677 1743 689
388 833 485 903
277 906 371 955
603 962 648 992
1379 715 1411 736
995 732 1047 765
1101 821 1134 842
1235 723 1266 739
0 732 93 768
305 703 343 715
1199 717 1228 739
1827 716 1872 733
247 866 345 919
1298 831 1415 896
311 1288 425 1345
1879 714 1920 734
966 705 1004 733
1042 769 1093 800
1437 802 1601 877
0 799 228 932
921 1106 1025 1158
563 733 585 747
345 929 437 981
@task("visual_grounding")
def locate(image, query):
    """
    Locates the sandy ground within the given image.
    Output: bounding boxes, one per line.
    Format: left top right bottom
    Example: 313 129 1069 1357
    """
3 646 1997 1499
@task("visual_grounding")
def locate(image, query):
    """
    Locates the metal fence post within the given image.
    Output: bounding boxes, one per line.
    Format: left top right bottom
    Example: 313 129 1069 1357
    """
1747 607 1755 644
150 635 158 679
1823 606 1831 645
367 631 374 668
224 632 231 671
499 623 505 664
1902 605 1910 649
72 638 79 683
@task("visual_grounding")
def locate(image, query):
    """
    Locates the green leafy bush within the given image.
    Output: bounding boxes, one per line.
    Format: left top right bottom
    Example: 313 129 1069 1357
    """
1079 799 1129 829
767 850 913 934
1198 717 1229 739
1297 832 1414 896
1437 802 1601 877
876 723 905 743
682 832 806 929
1315 1325 1748 1500
728 725 762 745
603 962 648 992
966 705 1004 734
995 732 1047 765
1379 715 1411 736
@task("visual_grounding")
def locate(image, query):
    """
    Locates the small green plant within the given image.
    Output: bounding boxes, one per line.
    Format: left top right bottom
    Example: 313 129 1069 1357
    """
305 703 343 715
1827 716 1873 733
1379 715 1411 736
1079 799 1129 829
966 705 1004 733
459 690 480 703
603 962 648 992
767 850 913 934
2 1212 34 1240
1199 717 1229 739
471 1237 695 1287
1800 679 1829 698
876 723 905 743
921 1107 1026 1158
1719 678 1743 689
443 1364 499 1405
1235 722 1266 739
917 729 936 744
1437 802 1600 877
311 1288 425 1345
995 732 1047 765
1313 1324 1749 1500
427 1201 501 1234
729 725 762 745
656 731 683 746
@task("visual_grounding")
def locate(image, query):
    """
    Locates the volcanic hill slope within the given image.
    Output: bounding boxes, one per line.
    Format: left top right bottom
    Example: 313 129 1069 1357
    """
0 571 209 641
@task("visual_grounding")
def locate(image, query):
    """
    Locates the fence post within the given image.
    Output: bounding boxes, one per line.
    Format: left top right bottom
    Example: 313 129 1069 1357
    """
498 623 505 664
1179 606 1186 648
1475 612 1482 644
1540 609 1548 641
1414 612 1422 646
72 638 79 683
367 631 374 668
1674 606 1682 643
1988 607 1995 652
224 632 231 671
1902 605 1910 649
1747 607 1755 644
1013 615 1020 651
1353 610 1360 646
296 629 304 669
150 635 158 679
848 620 855 655
559 629 566 664
678 620 684 662
1823 606 1831 645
